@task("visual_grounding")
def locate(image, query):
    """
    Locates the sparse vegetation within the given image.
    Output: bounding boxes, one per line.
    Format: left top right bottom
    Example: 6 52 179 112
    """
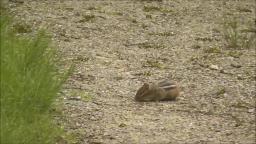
143 60 164 69
191 44 201 49
131 18 138 23
195 37 213 42
203 47 222 54
137 42 165 49
143 5 172 13
215 87 226 96
143 71 152 76
79 14 96 22
145 14 152 19
0 14 70 144
87 6 97 10
111 12 123 16
222 17 255 49
12 21 32 33
149 31 174 37
237 7 252 13
141 23 149 29
143 6 161 12
227 50 243 58
74 55 90 62
62 131 81 144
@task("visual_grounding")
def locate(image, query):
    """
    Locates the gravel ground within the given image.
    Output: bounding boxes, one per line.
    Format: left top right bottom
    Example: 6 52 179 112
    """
8 0 256 143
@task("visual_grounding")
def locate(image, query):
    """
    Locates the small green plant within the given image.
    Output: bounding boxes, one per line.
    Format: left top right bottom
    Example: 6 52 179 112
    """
195 37 213 42
216 87 226 96
1 14 70 144
149 31 174 37
227 50 243 58
237 7 252 13
160 9 173 13
191 44 201 49
131 18 138 23
111 12 123 16
145 14 152 19
64 128 87 144
87 6 97 10
143 60 164 69
79 14 96 22
141 23 148 29
137 42 164 49
143 6 161 12
142 71 152 76
143 5 172 13
222 17 255 49
74 55 90 62
65 7 74 11
204 47 222 54
13 21 32 33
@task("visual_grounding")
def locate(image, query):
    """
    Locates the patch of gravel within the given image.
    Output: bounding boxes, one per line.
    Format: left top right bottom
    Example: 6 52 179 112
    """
9 0 255 143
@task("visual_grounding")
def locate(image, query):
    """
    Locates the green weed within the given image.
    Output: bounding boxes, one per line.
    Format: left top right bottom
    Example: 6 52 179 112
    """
204 47 222 54
0 14 70 144
143 5 172 13
143 60 164 69
137 42 165 49
87 6 97 10
13 21 32 33
69 89 93 102
227 50 243 58
79 14 96 22
143 6 161 12
222 17 255 49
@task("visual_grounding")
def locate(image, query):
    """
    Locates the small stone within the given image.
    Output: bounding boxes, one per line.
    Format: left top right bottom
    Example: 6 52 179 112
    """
237 74 244 80
209 64 219 70
90 116 97 121
231 62 242 68
223 93 228 97
68 96 81 101
119 123 127 127
192 45 201 49
248 108 255 113
220 69 228 74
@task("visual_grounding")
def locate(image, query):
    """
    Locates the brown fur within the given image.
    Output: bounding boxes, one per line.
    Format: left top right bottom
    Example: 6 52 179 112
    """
135 80 180 102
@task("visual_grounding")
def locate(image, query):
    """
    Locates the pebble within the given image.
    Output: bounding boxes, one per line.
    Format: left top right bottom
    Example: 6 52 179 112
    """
231 62 242 68
237 74 244 80
248 108 255 113
209 64 219 70
68 96 82 101
220 69 228 74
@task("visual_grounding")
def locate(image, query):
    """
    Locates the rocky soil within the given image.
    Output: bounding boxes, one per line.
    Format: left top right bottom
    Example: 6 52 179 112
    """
8 0 255 143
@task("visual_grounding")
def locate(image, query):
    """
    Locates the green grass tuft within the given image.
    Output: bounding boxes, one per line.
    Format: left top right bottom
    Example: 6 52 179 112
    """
204 47 222 54
1 14 69 144
79 14 96 22
222 17 255 49
143 6 161 12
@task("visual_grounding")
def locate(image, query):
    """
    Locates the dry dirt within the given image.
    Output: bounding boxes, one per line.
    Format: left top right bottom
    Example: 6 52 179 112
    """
8 0 256 144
